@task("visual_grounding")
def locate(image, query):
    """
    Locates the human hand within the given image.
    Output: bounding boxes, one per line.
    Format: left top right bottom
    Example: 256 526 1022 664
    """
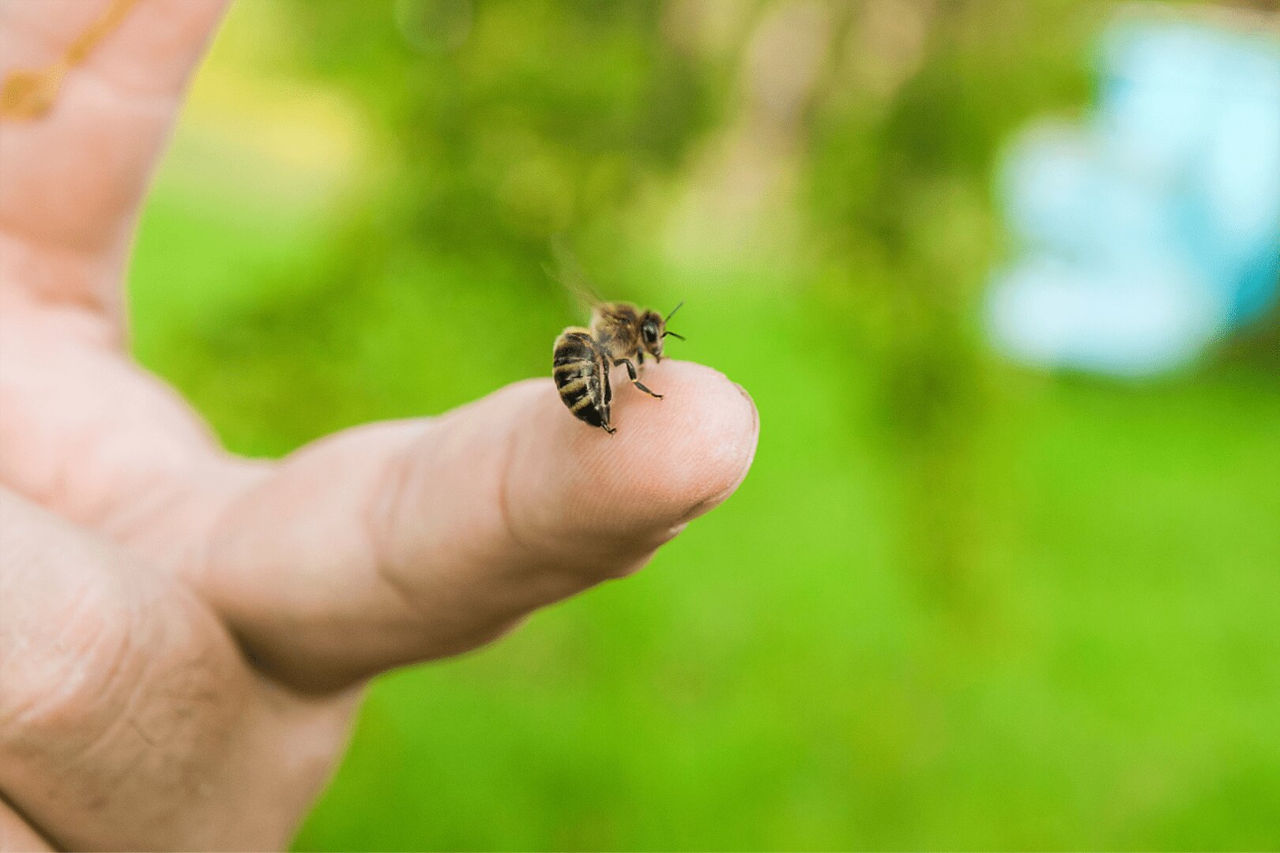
0 2 758 848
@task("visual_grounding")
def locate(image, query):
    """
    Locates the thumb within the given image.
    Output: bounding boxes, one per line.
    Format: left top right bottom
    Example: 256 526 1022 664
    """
197 361 759 692
0 489 339 850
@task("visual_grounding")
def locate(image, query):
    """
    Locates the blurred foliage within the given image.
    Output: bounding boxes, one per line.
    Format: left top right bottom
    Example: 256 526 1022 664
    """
128 0 1280 849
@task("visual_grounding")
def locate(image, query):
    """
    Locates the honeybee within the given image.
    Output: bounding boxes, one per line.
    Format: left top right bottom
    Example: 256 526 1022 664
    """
553 300 685 434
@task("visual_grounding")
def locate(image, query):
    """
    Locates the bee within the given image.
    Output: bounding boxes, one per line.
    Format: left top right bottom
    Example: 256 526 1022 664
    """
553 300 685 434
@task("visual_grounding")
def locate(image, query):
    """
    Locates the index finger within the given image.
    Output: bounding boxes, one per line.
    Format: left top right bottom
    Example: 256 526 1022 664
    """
197 360 760 692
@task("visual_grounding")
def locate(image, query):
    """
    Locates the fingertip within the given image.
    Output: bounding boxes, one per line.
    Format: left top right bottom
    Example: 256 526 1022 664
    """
617 360 759 521
509 360 758 557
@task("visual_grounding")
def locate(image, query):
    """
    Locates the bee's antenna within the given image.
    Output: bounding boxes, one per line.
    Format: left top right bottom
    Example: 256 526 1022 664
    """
665 301 684 322
663 330 686 341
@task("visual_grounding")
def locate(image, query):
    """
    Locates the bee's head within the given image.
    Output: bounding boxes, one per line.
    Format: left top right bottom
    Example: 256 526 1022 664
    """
640 302 684 362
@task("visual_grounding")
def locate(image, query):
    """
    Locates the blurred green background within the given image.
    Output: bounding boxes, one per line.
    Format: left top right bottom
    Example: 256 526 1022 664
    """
128 0 1280 848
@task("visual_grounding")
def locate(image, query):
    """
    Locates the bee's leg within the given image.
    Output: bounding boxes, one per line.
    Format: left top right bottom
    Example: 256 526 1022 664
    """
636 350 645 369
613 358 663 399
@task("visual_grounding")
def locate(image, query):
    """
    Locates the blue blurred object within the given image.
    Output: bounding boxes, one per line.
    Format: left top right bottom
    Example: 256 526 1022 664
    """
987 10 1280 376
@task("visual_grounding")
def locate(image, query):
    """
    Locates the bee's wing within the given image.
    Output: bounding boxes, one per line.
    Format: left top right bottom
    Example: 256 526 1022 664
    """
546 238 605 318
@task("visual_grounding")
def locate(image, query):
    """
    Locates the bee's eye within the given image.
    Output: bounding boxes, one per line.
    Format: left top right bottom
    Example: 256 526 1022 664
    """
643 324 658 342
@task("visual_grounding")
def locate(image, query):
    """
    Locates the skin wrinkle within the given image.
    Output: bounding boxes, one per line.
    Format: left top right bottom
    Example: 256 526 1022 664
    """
100 458 237 562
425 408 547 625
1 612 142 840
65 722 151 822
495 388 539 560
495 380 589 566
127 717 158 748
1 493 265 848
74 617 185 773
7 590 288 849
0 575 134 740
183 465 256 627
12 397 136 531
0 234 117 318
0 223 127 310
371 390 541 607
0 331 232 541
18 585 171 801
99 653 220 813
367 422 451 628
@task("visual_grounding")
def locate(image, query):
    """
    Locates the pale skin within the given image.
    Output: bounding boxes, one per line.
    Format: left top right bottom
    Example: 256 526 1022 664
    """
0 1 759 849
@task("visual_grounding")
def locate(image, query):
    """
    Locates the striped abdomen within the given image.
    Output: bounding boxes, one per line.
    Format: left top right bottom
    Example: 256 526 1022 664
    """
553 328 614 433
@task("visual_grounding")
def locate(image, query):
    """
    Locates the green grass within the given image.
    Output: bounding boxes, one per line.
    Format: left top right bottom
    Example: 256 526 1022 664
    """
130 178 1280 850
